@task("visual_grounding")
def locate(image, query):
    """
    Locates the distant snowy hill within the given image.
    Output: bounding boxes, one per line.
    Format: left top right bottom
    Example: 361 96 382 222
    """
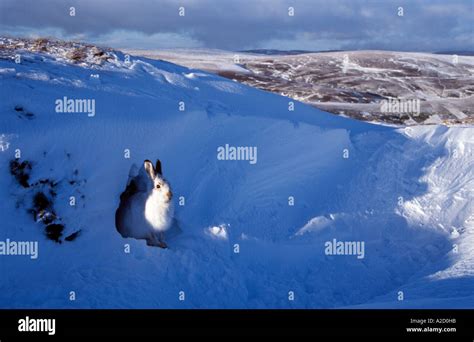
128 48 474 126
0 38 473 308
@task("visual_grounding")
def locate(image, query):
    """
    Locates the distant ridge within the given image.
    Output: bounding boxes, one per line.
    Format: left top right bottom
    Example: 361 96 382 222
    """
239 49 343 55
434 50 474 56
243 49 474 56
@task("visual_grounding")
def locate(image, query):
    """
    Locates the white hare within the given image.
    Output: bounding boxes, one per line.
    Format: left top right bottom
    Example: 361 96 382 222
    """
115 159 174 248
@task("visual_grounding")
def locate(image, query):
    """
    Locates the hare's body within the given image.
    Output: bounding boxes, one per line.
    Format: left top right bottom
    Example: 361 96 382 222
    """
115 159 174 248
117 192 174 237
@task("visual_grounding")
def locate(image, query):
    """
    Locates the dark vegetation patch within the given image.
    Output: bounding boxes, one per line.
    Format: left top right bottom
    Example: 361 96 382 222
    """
65 230 81 241
33 191 51 211
13 105 35 120
9 157 85 243
9 159 32 188
66 48 87 62
32 192 57 225
45 224 64 243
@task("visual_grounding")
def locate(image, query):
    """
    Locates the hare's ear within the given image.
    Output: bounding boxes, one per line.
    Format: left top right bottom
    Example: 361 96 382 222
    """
155 159 162 176
144 160 155 179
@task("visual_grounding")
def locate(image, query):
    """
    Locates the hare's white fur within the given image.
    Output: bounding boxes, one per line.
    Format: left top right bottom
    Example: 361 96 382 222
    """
116 160 174 247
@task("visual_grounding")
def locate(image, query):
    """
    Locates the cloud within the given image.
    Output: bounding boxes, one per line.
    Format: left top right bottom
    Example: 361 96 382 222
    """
0 0 472 51
92 31 203 49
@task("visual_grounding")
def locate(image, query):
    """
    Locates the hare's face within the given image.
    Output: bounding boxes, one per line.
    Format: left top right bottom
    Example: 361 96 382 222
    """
152 177 173 203
143 159 173 203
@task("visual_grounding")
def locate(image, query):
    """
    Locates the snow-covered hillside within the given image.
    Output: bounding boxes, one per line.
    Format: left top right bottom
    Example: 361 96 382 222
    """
128 48 474 125
0 38 473 308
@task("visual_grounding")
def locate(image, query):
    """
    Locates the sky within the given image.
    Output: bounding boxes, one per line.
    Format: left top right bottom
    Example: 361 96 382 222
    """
0 0 472 52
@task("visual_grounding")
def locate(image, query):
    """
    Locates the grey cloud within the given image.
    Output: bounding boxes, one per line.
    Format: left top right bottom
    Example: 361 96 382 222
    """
0 0 472 51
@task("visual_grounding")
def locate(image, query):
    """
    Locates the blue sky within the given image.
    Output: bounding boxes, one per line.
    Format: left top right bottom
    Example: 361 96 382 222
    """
0 0 472 51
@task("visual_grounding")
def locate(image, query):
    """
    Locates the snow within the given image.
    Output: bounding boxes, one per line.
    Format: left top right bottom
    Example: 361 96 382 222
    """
0 40 473 308
133 49 474 126
124 48 252 74
206 224 229 240
295 215 335 236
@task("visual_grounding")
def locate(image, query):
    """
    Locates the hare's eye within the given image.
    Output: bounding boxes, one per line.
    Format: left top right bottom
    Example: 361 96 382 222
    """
156 184 161 189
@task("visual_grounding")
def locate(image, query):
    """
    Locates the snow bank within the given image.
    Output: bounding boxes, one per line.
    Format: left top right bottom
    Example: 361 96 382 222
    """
0 38 473 308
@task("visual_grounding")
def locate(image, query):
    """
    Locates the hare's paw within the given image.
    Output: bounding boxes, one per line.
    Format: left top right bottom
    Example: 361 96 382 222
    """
146 238 157 247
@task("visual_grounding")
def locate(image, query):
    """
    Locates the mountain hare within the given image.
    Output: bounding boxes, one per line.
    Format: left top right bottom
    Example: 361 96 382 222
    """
115 159 174 248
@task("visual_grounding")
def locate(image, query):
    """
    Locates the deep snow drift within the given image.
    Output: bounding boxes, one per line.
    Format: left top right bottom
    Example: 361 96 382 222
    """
0 38 473 308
